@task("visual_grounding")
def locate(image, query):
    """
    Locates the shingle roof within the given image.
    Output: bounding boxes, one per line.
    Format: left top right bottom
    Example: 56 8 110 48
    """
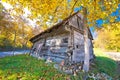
30 11 93 42
30 12 79 42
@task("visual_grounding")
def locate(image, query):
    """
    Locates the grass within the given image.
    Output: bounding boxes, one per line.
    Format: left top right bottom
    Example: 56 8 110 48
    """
92 48 117 77
0 54 70 80
0 49 118 79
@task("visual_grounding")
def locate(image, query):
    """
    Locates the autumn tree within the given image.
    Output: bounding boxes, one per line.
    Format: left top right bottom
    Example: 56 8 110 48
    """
95 22 120 51
0 2 14 50
0 2 34 51
2 0 120 73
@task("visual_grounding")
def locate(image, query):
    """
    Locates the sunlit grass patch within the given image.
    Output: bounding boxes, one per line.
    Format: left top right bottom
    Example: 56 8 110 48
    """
0 54 70 80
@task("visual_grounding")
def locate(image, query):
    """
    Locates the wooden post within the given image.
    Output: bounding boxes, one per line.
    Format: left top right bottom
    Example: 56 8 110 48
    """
83 7 90 72
39 38 46 56
69 26 74 62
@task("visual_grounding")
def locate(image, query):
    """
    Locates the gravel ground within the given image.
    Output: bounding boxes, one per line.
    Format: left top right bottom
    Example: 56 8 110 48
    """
105 52 120 61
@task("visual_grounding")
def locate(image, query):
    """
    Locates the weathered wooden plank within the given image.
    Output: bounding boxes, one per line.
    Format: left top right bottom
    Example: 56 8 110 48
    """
73 50 84 62
69 15 79 29
74 31 84 45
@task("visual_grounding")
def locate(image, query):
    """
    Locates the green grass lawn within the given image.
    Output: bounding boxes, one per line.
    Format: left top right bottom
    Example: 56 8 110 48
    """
0 54 70 80
92 48 117 77
0 49 118 80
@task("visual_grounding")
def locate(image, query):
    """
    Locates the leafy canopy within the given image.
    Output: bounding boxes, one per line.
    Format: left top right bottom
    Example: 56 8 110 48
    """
2 0 120 28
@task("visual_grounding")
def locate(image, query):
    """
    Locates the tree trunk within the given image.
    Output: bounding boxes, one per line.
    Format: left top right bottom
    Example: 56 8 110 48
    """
23 40 28 54
12 31 17 55
83 7 90 72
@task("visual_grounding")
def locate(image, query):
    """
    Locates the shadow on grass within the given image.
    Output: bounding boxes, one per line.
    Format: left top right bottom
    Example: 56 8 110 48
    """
90 56 119 79
115 60 120 79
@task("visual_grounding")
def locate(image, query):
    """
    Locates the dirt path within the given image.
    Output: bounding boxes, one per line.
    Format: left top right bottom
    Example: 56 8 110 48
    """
104 52 120 75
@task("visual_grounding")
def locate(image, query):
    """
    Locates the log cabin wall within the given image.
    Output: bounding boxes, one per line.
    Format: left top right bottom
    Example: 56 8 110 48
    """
72 30 85 63
72 30 94 62
44 34 69 54
31 32 70 62
68 14 94 63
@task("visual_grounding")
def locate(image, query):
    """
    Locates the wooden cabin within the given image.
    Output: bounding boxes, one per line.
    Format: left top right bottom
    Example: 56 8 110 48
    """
30 12 94 64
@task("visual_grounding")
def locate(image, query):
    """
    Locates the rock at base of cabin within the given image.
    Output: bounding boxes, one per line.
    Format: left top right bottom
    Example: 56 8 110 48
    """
88 73 113 80
38 56 45 60
45 57 52 63
54 64 59 70
54 63 73 74
64 69 73 75
30 53 38 58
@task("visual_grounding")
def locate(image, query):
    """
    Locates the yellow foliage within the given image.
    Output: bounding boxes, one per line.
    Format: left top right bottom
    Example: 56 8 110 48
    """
95 22 120 51
1 0 119 29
